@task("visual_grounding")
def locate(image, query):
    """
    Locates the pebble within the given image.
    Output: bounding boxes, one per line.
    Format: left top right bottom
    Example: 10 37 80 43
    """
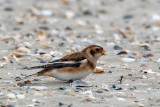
33 78 41 81
18 47 31 53
72 80 92 87
7 104 15 107
112 84 122 90
59 102 65 106
142 75 147 79
41 10 53 16
17 94 25 99
65 11 75 19
130 86 136 90
39 26 49 30
123 14 133 19
137 103 144 107
94 67 104 73
32 98 40 103
30 86 47 91
4 7 13 11
59 86 66 90
42 54 52 60
121 58 135 62
14 76 22 81
7 93 16 99
114 45 123 50
95 90 103 93
40 60 47 63
102 84 110 91
13 26 21 30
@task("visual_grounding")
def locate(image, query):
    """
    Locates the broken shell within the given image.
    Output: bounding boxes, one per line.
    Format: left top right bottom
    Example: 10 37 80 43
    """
118 29 126 38
94 67 104 73
42 43 55 48
114 33 121 41
65 11 75 19
128 94 136 98
9 52 23 57
121 58 135 62
137 103 144 107
15 18 24 24
146 53 154 57
18 47 31 53
16 43 25 49
117 49 128 55
102 84 110 91
7 93 16 99
2 56 9 63
131 36 136 42
42 54 52 60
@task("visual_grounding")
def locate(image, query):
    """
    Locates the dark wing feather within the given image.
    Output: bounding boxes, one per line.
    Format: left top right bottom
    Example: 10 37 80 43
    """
50 52 86 63
28 62 81 70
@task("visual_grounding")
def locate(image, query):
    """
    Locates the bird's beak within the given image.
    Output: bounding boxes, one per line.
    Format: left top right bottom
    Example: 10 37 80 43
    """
102 49 107 55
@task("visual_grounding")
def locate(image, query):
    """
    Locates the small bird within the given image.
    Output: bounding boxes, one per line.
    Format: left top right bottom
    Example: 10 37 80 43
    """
29 45 106 81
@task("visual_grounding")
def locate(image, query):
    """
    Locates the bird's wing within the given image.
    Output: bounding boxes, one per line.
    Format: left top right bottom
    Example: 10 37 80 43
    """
50 52 86 63
29 62 82 70
28 52 86 70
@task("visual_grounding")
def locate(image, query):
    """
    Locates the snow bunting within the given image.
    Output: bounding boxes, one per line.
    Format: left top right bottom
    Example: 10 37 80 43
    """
29 45 106 81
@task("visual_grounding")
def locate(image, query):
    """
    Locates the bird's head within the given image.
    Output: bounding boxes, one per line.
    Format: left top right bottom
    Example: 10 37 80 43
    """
82 45 106 62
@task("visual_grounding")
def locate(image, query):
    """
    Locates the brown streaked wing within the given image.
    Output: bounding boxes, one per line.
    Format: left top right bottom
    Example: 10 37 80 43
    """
50 52 86 63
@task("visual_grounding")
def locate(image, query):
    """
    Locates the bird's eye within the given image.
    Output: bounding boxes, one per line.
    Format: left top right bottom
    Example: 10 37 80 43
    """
96 48 100 52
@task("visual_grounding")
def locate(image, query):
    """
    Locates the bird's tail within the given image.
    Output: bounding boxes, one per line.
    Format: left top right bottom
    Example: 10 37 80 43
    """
23 65 44 70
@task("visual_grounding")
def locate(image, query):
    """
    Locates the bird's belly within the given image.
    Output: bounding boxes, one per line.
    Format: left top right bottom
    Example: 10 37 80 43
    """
50 69 92 81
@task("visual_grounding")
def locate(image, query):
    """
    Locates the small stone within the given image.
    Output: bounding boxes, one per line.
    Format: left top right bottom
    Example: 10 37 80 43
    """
7 93 16 99
121 58 135 62
32 99 40 103
112 84 122 90
95 90 103 93
123 14 133 19
142 75 147 79
59 86 66 90
130 86 136 90
13 26 21 30
65 11 75 19
128 93 136 98
40 60 47 63
18 47 31 53
17 94 25 99
114 45 123 50
94 67 104 73
130 36 136 42
41 10 53 16
83 9 92 15
42 54 52 60
102 84 110 91
7 104 15 107
72 80 92 87
30 86 47 91
4 7 13 11
128 74 132 76
39 26 49 30
14 76 22 81
144 46 151 51
59 102 65 106
117 49 128 55
137 103 144 107
33 78 41 81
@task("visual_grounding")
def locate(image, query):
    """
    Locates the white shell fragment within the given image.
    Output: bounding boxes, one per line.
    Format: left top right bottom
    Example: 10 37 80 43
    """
7 93 16 99
121 58 135 62
30 86 48 91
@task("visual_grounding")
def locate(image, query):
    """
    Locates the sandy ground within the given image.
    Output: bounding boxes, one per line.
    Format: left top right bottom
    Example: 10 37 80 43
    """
0 0 160 107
